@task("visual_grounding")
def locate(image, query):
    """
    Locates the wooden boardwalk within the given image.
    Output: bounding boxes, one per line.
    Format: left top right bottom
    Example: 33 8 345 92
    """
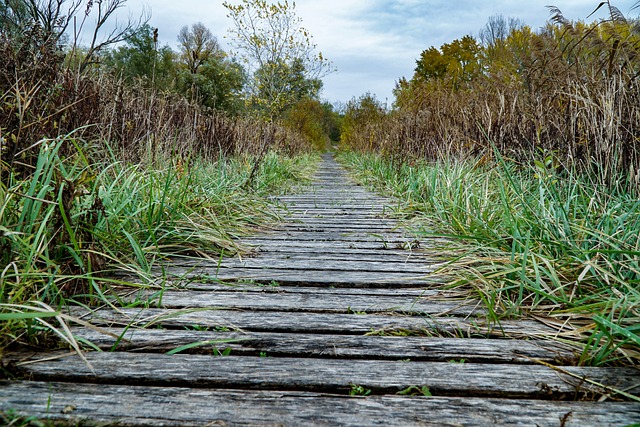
2 154 639 426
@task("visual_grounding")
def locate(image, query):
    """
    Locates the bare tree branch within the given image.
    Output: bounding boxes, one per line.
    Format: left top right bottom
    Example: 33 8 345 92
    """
78 0 149 72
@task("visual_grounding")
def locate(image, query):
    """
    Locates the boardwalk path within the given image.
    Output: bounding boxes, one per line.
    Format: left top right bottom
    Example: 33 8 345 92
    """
2 154 640 426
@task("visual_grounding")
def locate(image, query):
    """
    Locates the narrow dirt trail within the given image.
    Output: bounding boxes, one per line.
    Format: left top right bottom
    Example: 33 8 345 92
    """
2 154 639 426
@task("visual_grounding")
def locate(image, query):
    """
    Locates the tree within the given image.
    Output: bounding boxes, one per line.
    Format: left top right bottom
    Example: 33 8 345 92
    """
415 47 449 81
283 98 328 150
413 36 481 88
321 101 342 143
75 0 148 72
253 57 322 110
440 36 481 84
340 93 386 145
173 22 245 113
176 55 245 113
102 24 177 89
177 22 222 74
223 0 334 118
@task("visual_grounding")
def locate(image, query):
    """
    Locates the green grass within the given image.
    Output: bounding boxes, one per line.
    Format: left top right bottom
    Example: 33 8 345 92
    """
338 150 640 366
0 134 318 352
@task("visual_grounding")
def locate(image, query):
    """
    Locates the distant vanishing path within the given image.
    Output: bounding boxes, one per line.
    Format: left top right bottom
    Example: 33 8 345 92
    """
2 153 639 426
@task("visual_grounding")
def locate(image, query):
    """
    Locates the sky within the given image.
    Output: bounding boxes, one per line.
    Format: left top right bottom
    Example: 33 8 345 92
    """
106 0 639 105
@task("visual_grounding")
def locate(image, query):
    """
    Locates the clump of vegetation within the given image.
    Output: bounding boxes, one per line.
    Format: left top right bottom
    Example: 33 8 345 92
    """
338 2 640 366
340 151 639 366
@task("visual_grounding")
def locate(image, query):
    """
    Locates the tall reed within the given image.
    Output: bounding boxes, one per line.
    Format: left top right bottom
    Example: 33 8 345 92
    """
340 151 639 366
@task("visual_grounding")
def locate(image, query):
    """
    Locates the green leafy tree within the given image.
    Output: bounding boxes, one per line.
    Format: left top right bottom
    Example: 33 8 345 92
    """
478 15 529 79
321 101 342 143
441 35 481 83
253 57 322 112
103 24 177 89
176 56 245 113
223 0 334 118
0 0 32 38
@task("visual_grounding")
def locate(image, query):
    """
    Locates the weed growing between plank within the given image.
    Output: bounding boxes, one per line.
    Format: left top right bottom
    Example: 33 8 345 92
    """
0 134 318 353
338 151 640 366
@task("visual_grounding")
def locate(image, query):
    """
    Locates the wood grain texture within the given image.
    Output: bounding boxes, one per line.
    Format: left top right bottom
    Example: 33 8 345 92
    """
245 240 447 252
68 307 566 339
242 239 441 252
155 267 449 287
10 353 640 399
110 277 447 295
3 381 639 427
129 289 482 316
72 327 578 364
178 257 446 274
164 282 457 297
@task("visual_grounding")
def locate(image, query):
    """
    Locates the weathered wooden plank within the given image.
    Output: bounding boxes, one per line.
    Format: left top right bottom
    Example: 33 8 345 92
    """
243 239 439 251
6 381 637 427
176 283 451 297
275 198 390 204
279 202 391 207
245 240 446 253
274 223 404 232
257 230 411 239
240 231 415 242
155 267 449 287
13 381 639 427
280 194 386 199
283 203 387 209
129 290 481 316
282 214 398 221
113 277 442 296
279 194 385 199
225 250 442 263
10 353 639 399
277 216 399 223
279 188 383 194
172 257 446 274
72 327 577 364
274 218 401 230
68 308 564 339
267 227 423 239
272 208 394 219
283 206 388 211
